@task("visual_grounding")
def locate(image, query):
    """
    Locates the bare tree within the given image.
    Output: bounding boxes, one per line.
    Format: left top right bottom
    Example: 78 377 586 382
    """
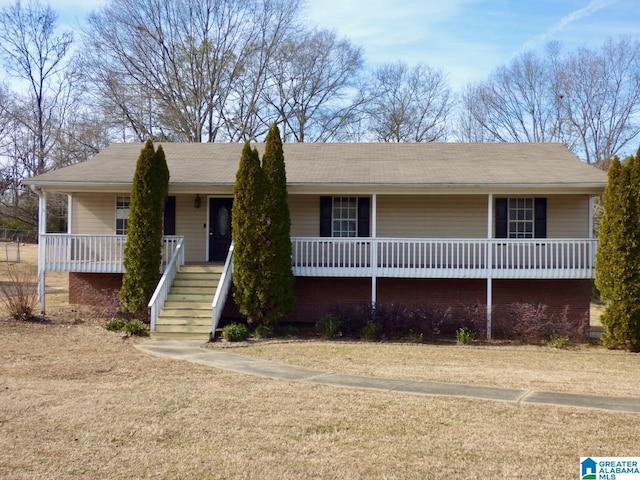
458 48 571 145
81 0 303 142
0 0 74 175
363 62 452 142
458 38 640 163
560 37 640 163
262 28 366 142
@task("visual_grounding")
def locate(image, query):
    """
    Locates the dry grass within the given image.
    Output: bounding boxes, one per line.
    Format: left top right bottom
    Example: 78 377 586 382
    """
1 320 639 480
231 341 640 397
1 244 638 478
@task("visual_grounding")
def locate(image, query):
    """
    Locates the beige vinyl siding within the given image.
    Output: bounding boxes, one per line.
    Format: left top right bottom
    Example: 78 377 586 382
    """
289 195 319 236
547 195 589 238
377 195 487 238
71 193 123 234
177 195 210 263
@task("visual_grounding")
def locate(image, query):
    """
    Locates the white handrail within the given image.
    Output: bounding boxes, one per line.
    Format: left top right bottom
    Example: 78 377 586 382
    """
211 243 234 339
148 237 185 331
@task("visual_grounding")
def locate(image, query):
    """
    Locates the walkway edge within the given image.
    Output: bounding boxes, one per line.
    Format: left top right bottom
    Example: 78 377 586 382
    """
135 340 640 413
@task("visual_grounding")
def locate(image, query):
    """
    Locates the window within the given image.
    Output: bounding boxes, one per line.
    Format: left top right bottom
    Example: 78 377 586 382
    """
320 196 370 237
116 196 130 235
508 198 533 238
495 197 546 239
332 197 357 237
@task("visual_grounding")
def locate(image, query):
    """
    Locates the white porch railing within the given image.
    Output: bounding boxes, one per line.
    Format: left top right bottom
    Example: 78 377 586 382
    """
148 237 185 331
292 238 597 279
211 243 234 339
40 234 184 273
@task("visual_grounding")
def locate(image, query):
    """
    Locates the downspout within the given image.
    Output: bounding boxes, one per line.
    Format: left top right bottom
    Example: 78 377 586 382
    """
30 185 47 314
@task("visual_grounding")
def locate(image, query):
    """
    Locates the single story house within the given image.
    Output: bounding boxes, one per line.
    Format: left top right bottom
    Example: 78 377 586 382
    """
26 142 607 340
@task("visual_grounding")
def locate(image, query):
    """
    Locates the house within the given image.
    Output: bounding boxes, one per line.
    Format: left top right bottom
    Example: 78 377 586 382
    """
26 142 607 340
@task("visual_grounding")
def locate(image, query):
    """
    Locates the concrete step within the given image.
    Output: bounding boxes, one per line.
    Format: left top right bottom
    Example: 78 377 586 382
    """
159 308 211 318
150 331 210 341
163 301 212 309
180 265 223 274
156 316 211 326
167 294 212 302
154 323 211 333
172 278 220 287
170 286 216 295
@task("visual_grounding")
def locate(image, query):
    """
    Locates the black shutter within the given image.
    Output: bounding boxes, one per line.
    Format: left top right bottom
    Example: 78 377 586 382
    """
495 198 508 238
534 197 547 238
163 196 176 235
357 197 370 237
320 196 332 237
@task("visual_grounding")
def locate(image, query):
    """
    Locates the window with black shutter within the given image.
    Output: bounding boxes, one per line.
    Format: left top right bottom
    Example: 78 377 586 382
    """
495 197 547 239
319 196 370 237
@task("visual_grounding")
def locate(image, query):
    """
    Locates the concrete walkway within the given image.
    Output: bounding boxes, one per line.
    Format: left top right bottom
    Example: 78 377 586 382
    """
136 339 640 413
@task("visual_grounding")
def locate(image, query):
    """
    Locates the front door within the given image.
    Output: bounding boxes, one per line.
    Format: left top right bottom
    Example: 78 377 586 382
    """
209 198 233 262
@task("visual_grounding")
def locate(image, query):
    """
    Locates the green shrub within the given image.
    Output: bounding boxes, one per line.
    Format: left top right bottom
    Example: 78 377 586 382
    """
456 327 474 345
105 318 126 332
361 321 379 341
407 330 424 344
120 139 169 316
253 324 273 339
122 320 148 336
276 324 300 337
545 332 570 349
222 323 250 342
316 314 342 339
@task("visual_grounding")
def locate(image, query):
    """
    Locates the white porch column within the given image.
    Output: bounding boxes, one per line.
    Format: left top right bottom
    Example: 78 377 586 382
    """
67 194 73 234
371 194 377 306
36 189 48 313
486 193 493 339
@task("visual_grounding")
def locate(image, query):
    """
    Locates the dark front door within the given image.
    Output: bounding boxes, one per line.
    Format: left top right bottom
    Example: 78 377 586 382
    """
209 198 233 261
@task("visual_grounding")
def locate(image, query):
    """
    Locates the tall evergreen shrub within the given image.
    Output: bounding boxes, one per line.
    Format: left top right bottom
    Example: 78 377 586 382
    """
595 151 640 351
261 124 295 325
120 140 170 316
231 142 266 323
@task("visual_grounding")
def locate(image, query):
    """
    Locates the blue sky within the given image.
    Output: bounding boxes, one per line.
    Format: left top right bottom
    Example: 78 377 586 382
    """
1 0 638 91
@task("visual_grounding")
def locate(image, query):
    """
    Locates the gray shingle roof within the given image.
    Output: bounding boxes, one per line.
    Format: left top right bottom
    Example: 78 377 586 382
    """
27 142 607 191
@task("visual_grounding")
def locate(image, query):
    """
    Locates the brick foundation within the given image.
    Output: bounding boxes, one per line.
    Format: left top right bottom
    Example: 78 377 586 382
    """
68 272 591 338
69 272 124 305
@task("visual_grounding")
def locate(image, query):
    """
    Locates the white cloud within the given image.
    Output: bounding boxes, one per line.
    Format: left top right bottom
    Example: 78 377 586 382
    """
520 0 617 51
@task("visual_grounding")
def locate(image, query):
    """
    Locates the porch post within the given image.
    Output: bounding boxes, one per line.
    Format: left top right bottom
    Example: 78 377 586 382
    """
588 196 594 239
67 194 73 234
36 189 48 313
486 194 493 339
371 194 377 306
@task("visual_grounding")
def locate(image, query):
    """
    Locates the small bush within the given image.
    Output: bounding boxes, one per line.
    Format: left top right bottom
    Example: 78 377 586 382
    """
374 302 412 338
411 304 451 340
222 323 250 342
545 332 570 349
0 265 39 321
316 314 342 339
407 330 423 343
509 303 553 342
96 289 124 320
122 320 148 336
361 320 379 341
105 318 126 332
456 327 474 345
276 324 300 337
253 324 273 339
